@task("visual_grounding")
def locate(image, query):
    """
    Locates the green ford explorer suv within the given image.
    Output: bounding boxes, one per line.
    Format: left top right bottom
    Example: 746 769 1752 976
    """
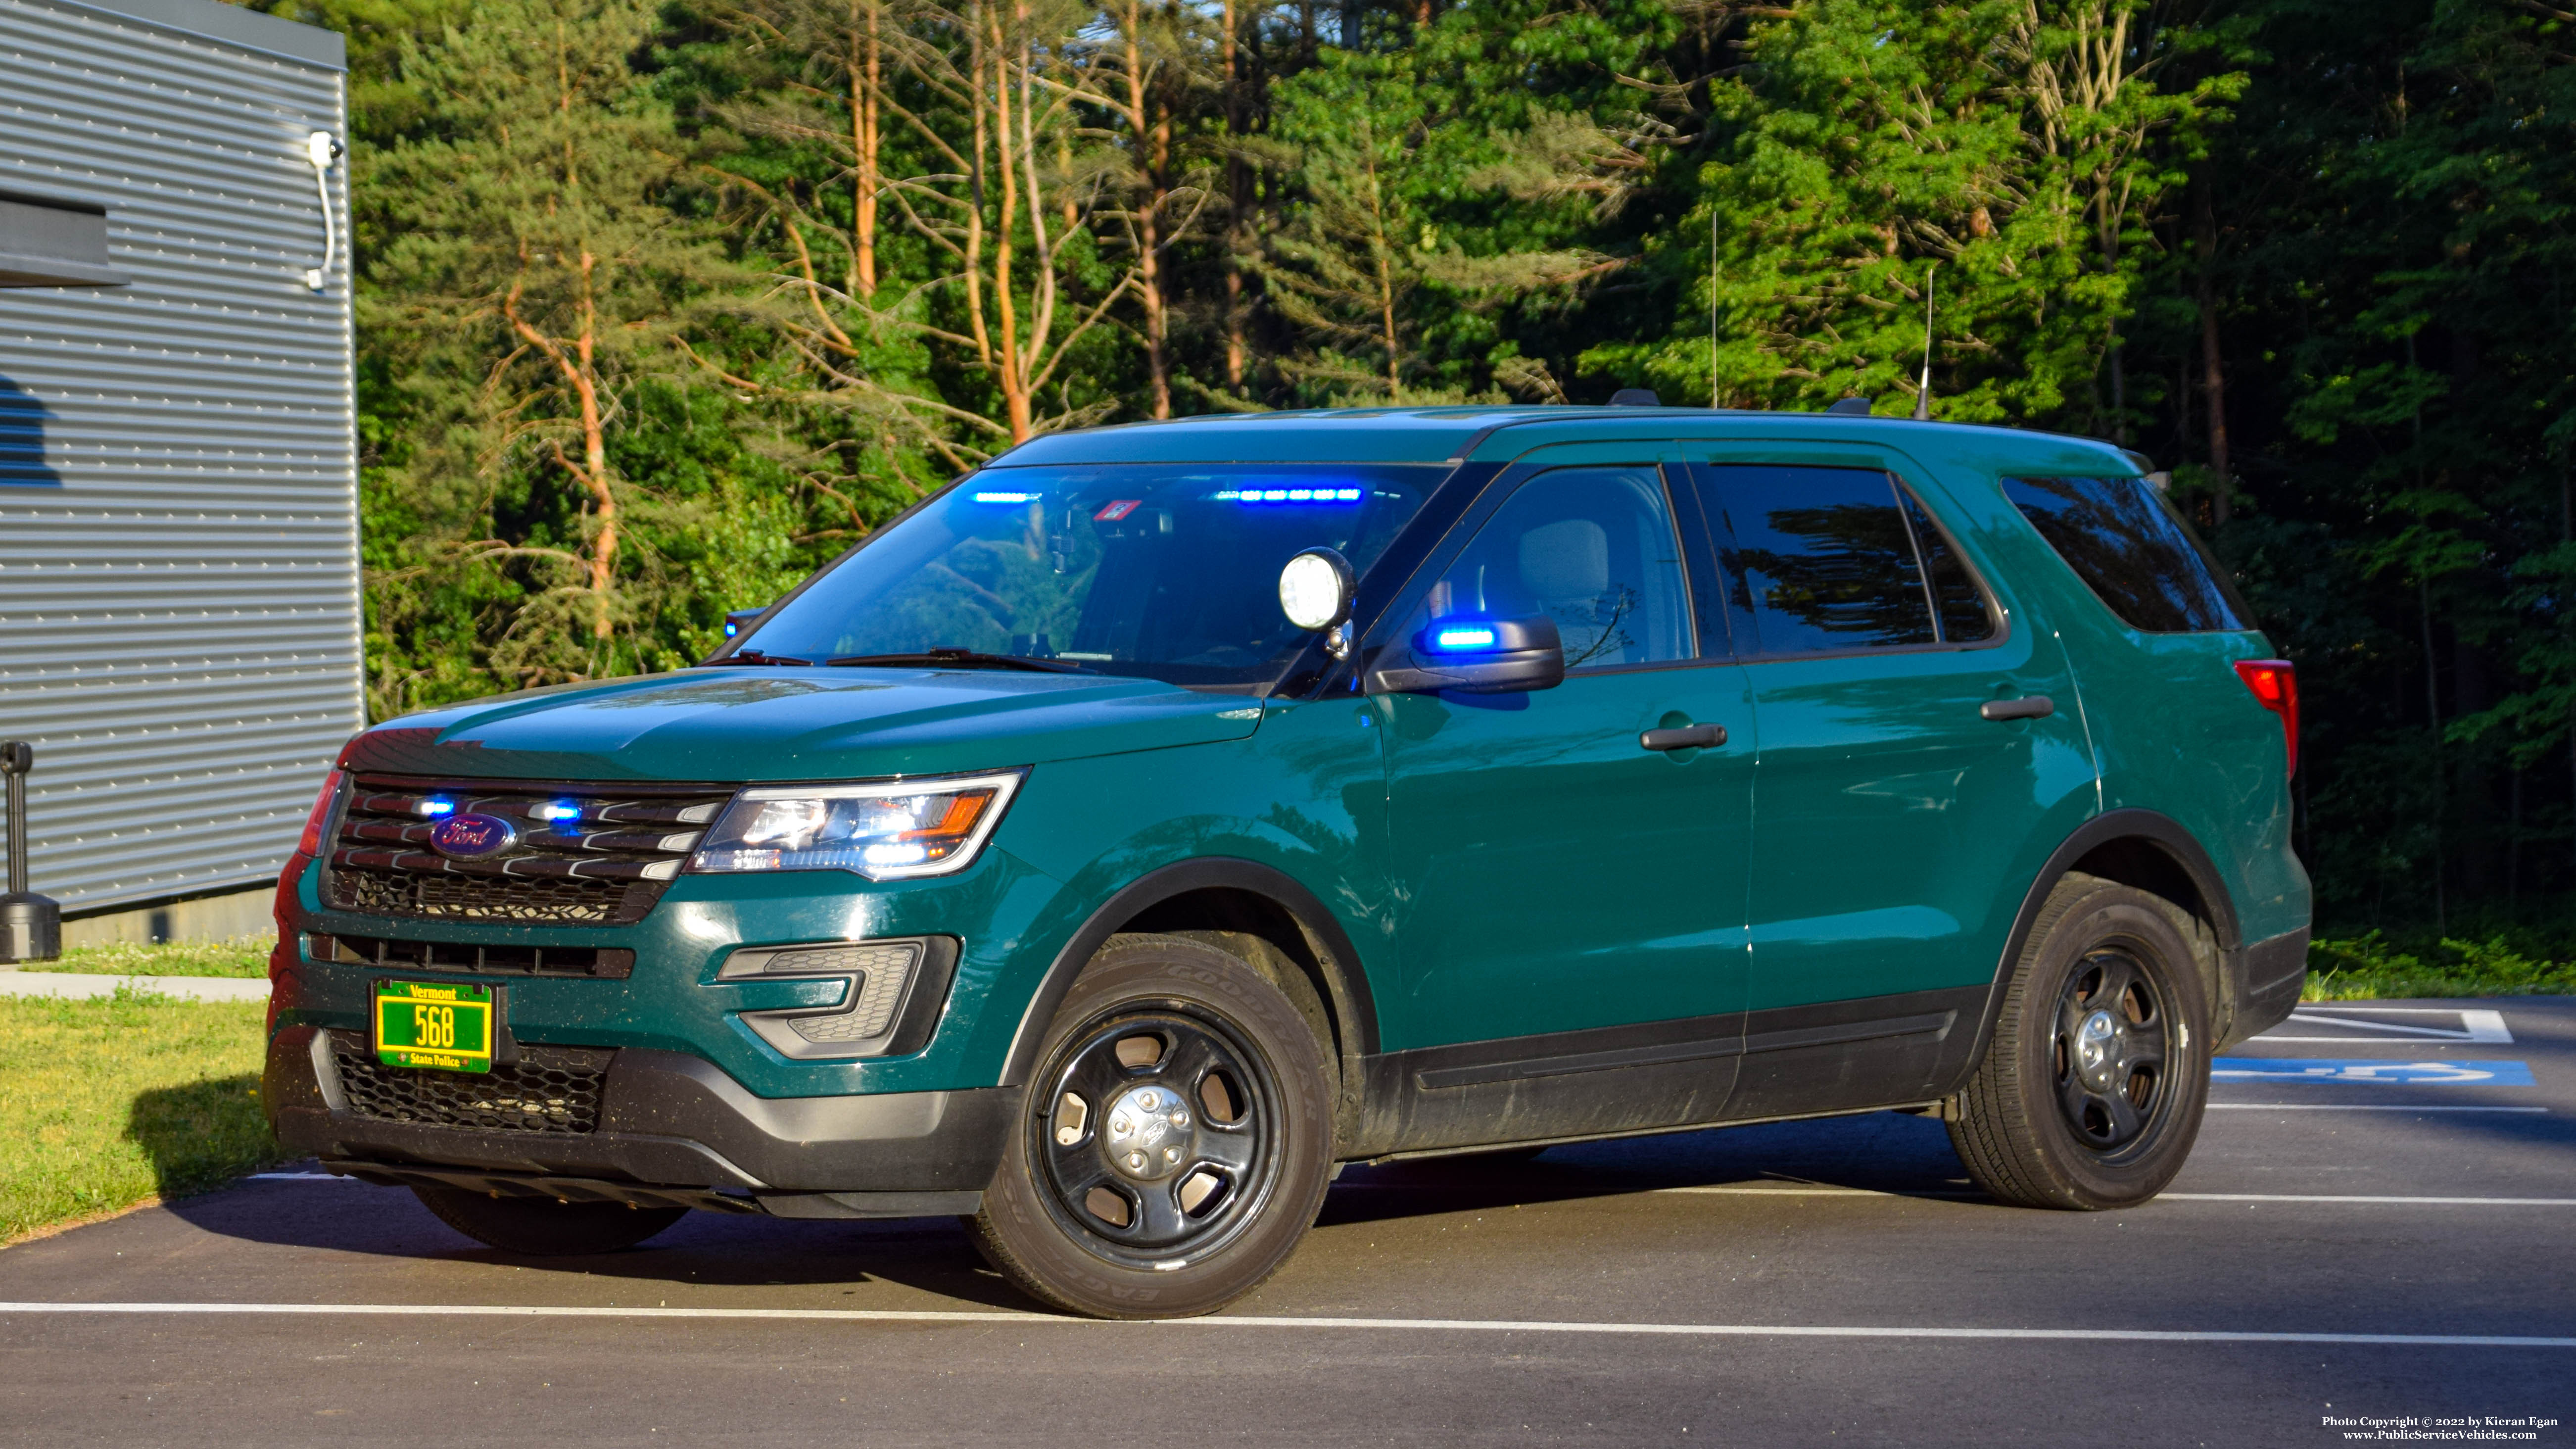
264 405 2310 1318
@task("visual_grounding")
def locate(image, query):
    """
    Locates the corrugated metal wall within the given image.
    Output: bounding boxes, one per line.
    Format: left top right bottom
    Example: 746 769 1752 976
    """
0 0 361 913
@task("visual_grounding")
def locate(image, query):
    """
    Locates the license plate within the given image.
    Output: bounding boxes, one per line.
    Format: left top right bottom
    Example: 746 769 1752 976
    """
374 979 495 1072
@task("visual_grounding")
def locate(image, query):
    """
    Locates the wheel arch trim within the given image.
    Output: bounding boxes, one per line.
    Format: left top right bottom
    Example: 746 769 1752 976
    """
1950 809 2242 1093
999 857 1382 1086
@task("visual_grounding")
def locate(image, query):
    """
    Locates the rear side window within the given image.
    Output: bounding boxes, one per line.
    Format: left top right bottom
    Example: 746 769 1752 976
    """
2000 475 2247 633
1902 491 1995 644
1699 465 1994 655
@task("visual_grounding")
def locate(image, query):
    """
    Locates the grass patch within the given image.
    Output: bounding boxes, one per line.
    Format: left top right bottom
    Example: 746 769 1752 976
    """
0 988 281 1244
18 937 270 978
2306 933 2576 1000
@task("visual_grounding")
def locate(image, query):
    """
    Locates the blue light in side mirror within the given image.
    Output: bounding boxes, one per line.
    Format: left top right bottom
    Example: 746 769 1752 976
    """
1430 625 1499 651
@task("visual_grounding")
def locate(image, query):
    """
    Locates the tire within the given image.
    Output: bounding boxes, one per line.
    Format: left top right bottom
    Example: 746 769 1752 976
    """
1947 873 2212 1210
968 932 1336 1319
413 1186 687 1256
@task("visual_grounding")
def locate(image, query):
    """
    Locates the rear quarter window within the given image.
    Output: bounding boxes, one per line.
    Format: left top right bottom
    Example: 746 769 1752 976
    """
1999 475 2249 633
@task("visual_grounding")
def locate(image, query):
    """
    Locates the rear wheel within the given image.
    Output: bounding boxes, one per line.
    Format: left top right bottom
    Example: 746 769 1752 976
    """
1948 874 2212 1209
413 1186 686 1256
968 933 1336 1319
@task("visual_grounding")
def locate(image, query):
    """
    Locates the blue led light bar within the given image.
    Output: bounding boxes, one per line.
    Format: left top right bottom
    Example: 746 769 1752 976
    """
1211 487 1365 504
535 801 581 823
972 491 1038 504
417 798 456 818
1431 625 1500 651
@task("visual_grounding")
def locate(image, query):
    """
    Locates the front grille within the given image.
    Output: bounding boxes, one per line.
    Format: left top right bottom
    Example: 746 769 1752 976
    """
329 1031 609 1135
310 933 635 979
323 776 733 925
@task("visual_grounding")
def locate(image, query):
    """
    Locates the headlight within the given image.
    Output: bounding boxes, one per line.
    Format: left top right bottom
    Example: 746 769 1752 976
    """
688 771 1023 879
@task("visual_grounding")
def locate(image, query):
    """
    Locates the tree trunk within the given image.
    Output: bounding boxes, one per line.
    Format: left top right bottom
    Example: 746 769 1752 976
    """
853 0 880 300
574 254 615 643
1361 142 1399 392
1119 3 1171 420
1222 0 1248 393
2422 575 2444 933
2195 185 2230 525
988 3 1031 443
2509 763 2523 913
2100 214 2125 446
2456 637 2499 898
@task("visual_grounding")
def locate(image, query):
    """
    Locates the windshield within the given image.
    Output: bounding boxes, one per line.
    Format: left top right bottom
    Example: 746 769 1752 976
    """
731 464 1440 687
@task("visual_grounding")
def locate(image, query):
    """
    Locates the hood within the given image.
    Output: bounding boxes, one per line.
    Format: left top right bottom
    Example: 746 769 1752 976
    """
339 667 1267 783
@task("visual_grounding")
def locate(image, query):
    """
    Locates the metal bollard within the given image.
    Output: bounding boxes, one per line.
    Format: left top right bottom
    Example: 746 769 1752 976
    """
1 741 61 964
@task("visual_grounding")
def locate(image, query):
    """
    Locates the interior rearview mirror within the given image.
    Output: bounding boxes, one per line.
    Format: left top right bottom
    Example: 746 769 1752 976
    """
1368 615 1567 695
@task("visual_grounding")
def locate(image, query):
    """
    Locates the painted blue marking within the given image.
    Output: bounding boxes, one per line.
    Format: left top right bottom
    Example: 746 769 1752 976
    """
2210 1058 2535 1087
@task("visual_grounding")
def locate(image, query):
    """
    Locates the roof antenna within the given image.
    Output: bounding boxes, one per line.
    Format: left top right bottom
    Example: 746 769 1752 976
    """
1911 263 1937 421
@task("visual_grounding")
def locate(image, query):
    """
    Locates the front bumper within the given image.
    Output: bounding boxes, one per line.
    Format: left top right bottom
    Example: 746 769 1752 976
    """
264 1025 1018 1217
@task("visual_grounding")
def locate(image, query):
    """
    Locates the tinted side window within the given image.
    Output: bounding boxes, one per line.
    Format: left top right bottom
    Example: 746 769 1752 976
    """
1705 465 1935 654
2000 475 2247 633
1408 465 1694 669
1901 489 1995 643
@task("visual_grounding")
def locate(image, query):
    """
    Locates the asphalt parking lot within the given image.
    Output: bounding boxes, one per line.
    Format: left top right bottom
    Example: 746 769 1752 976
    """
2 997 2569 1448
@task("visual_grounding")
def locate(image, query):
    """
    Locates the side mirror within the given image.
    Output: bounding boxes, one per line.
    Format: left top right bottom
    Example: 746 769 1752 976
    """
723 605 771 640
1279 548 1356 659
1369 615 1566 695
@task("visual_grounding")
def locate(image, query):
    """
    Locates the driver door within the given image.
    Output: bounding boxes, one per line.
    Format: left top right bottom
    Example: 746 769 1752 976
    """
1368 447 1754 1149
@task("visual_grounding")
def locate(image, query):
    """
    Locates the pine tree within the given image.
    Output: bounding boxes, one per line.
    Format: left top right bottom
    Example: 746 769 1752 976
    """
363 0 746 682
1597 0 2237 427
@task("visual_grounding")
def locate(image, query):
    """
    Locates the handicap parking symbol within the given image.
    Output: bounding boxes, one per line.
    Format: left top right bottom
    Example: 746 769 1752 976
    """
2209 1057 2536 1086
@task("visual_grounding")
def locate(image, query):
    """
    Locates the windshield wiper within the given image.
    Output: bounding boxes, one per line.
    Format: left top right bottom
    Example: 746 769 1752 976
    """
716 650 812 666
824 648 1097 675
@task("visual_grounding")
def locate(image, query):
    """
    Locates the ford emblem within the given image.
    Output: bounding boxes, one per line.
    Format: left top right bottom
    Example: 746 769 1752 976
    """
429 812 518 860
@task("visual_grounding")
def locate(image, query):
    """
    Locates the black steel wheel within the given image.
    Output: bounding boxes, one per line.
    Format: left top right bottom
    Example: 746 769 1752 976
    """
1035 1010 1279 1263
969 933 1335 1318
2052 948 2170 1152
1948 873 2211 1209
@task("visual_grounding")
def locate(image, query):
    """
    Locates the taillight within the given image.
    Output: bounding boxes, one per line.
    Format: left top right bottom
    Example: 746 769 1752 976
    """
2233 660 2298 778
295 769 346 857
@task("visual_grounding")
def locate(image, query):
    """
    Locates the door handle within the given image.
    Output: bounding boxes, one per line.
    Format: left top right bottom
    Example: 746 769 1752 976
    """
1979 695 2054 722
1639 723 1727 752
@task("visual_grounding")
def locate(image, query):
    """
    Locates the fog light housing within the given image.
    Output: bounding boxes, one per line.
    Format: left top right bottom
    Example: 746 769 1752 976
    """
717 936 960 1060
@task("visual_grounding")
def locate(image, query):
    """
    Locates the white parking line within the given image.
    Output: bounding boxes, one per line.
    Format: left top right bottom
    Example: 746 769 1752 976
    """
2162 1193 2576 1206
2206 1104 2546 1112
0 1301 2567 1349
265 1175 2572 1208
1645 1186 2576 1207
2255 1008 2513 1044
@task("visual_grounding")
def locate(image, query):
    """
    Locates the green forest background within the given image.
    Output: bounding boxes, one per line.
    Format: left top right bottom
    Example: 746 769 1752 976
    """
238 0 2576 945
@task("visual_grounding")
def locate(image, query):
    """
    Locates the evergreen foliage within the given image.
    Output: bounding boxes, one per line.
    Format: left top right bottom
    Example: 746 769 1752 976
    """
236 0 2576 936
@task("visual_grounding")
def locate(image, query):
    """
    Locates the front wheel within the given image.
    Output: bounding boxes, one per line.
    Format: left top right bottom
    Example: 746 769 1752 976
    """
1947 874 2212 1210
413 1186 686 1255
968 933 1336 1319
